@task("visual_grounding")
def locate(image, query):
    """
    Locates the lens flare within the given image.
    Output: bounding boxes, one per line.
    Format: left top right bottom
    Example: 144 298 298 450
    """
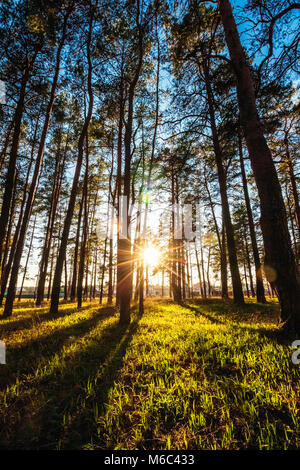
144 246 160 267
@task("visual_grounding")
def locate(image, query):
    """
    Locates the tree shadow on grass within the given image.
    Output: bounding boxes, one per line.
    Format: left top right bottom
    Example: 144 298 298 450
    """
0 306 117 391
233 322 297 345
181 298 280 326
180 300 287 347
179 301 225 325
0 304 97 335
0 314 140 450
193 328 299 449
59 316 141 450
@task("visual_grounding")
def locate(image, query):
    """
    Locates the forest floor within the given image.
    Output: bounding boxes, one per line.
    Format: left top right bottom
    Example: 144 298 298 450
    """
0 297 299 450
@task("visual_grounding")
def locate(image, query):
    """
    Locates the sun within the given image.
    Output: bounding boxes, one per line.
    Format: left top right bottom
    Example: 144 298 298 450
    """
143 246 160 267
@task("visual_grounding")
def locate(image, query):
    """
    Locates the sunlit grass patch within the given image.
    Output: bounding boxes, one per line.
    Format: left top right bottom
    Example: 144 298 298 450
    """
0 298 299 450
92 299 299 450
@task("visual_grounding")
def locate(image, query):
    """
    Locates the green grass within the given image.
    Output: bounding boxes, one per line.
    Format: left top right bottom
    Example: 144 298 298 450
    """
0 298 299 450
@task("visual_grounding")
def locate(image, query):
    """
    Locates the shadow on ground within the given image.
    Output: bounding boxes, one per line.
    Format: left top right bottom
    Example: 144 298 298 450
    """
0 304 99 333
0 312 140 450
0 306 117 391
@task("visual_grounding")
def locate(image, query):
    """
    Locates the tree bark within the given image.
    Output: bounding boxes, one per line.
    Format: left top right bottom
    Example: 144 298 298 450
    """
284 133 300 237
221 216 228 299
50 9 94 315
36 127 68 305
18 215 36 301
3 12 70 317
194 243 203 298
119 0 144 324
77 136 89 310
201 57 244 304
0 65 30 272
218 0 300 332
238 126 266 303
204 172 228 299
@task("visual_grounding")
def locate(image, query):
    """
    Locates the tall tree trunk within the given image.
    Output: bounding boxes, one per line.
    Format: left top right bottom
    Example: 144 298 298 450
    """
119 0 144 324
201 57 244 304
36 127 68 305
1 173 17 281
18 215 36 302
116 51 125 308
204 172 228 299
243 257 250 298
0 64 31 273
218 0 300 332
0 116 38 307
0 120 14 175
93 245 97 299
221 216 228 299
136 187 144 312
194 243 203 298
284 133 300 237
244 228 255 297
70 196 83 302
175 178 182 302
100 153 114 304
182 244 186 300
0 177 18 307
47 238 55 301
139 13 160 313
138 253 144 315
3 12 70 318
50 9 94 315
197 209 207 299
170 162 179 301
107 209 114 305
286 184 297 253
206 246 211 296
99 236 108 305
238 126 266 302
77 136 89 310
64 257 68 301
